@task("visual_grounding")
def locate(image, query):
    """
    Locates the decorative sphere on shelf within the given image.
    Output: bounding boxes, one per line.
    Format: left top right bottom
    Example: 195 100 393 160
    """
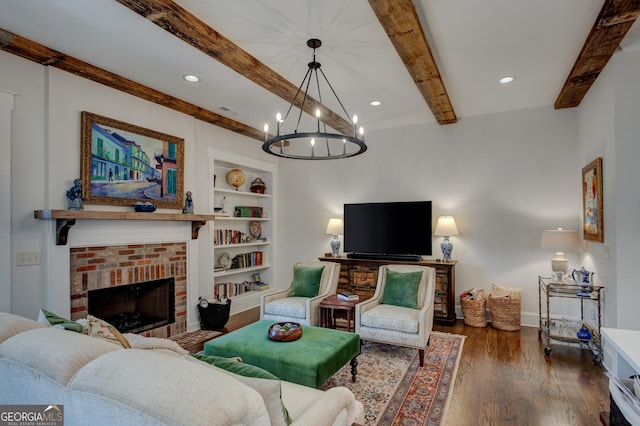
226 169 246 190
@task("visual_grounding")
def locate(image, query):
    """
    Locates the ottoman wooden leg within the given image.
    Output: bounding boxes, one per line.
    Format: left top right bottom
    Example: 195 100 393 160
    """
350 356 358 382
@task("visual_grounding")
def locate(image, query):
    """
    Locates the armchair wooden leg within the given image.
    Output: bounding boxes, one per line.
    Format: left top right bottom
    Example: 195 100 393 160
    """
419 348 425 367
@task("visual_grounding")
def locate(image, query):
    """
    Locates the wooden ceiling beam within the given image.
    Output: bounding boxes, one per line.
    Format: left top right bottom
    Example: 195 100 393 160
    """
115 0 353 135
368 0 457 124
555 0 640 109
0 28 265 141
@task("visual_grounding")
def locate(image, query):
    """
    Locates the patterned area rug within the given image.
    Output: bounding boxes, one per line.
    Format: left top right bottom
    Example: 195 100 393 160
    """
321 332 465 426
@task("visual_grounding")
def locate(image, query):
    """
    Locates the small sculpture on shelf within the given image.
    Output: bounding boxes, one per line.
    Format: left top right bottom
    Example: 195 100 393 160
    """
66 178 84 211
183 191 194 214
221 196 230 215
250 177 266 194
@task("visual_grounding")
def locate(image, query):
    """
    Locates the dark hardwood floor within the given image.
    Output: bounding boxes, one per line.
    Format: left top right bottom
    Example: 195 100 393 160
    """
434 321 609 426
221 309 609 425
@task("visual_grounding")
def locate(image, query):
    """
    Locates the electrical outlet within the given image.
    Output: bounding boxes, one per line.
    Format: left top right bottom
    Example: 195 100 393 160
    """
603 245 610 259
16 251 41 266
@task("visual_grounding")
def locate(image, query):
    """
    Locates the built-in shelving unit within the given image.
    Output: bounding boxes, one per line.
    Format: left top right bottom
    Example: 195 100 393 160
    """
208 150 278 314
34 209 218 245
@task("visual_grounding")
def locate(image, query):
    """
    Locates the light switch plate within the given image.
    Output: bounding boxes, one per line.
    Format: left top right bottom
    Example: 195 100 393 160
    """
16 251 41 266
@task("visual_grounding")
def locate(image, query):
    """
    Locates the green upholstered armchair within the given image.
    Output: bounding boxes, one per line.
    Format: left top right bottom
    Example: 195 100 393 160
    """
260 261 340 326
355 264 436 367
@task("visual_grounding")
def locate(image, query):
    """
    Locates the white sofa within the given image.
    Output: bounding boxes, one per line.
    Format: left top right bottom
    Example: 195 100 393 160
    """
0 313 363 426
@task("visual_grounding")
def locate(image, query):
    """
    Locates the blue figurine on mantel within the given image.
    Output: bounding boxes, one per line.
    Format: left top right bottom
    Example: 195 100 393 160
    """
183 191 194 214
66 178 84 210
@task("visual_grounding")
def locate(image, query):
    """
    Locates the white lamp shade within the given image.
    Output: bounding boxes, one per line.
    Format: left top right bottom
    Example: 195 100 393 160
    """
434 216 459 236
326 218 344 235
540 228 580 253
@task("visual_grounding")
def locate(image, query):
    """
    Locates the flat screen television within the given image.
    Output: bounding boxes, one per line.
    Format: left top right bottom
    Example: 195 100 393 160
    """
343 201 432 261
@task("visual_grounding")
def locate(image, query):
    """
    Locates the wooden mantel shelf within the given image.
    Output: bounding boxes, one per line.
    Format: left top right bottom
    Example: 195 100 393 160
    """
34 209 218 245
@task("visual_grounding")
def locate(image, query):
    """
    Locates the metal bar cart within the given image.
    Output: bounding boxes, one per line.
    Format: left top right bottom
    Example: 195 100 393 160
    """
538 276 603 363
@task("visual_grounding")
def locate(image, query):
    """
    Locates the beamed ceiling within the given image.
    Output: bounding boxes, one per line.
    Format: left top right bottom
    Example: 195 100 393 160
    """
1 0 640 143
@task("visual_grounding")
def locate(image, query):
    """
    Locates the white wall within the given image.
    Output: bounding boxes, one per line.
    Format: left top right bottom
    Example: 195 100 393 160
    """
276 105 582 325
613 51 640 330
0 90 14 313
0 52 47 318
577 48 640 331
576 51 617 328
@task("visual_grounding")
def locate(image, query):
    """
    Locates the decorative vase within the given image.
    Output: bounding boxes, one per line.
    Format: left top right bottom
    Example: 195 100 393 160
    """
440 236 453 261
330 235 341 257
250 177 266 194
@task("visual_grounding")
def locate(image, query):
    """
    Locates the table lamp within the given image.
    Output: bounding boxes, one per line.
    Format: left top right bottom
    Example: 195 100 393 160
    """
326 218 344 257
434 216 459 261
540 228 580 282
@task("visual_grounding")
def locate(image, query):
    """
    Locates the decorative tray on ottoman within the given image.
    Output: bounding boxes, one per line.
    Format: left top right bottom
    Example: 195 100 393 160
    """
268 322 302 342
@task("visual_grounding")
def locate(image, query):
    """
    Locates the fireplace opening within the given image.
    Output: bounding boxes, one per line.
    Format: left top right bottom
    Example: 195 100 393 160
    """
88 278 175 334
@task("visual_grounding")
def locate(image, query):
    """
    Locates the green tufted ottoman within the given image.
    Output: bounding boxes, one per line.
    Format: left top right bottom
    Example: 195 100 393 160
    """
203 320 359 388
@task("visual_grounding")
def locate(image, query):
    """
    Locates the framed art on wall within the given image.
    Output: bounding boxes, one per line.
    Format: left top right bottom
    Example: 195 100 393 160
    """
582 157 603 242
80 111 184 209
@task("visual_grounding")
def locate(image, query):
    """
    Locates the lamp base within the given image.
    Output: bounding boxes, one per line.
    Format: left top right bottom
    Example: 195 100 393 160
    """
551 258 569 274
550 256 569 283
330 235 341 257
440 236 453 262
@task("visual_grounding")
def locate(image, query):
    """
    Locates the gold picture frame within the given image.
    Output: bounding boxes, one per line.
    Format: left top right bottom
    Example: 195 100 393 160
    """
80 111 184 209
582 157 603 242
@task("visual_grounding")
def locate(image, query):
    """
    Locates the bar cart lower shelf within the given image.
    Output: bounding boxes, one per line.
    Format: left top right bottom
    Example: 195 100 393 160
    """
538 276 603 363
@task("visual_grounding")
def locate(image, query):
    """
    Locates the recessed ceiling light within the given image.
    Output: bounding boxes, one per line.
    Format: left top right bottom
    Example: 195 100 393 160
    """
499 76 514 84
183 74 200 83
370 100 382 106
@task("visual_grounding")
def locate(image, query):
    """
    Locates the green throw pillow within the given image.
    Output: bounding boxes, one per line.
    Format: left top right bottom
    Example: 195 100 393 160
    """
380 269 423 309
288 265 325 297
38 309 84 333
191 354 274 379
192 354 291 425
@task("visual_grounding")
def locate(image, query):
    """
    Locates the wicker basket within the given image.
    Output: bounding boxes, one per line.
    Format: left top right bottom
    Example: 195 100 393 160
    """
461 290 487 328
488 294 521 331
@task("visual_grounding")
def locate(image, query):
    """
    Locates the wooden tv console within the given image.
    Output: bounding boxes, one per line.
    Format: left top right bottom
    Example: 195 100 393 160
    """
319 256 457 326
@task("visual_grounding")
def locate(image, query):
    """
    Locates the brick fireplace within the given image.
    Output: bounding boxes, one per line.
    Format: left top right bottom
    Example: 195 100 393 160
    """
69 242 187 338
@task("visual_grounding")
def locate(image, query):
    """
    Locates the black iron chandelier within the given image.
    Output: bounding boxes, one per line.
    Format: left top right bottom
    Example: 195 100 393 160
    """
262 39 367 160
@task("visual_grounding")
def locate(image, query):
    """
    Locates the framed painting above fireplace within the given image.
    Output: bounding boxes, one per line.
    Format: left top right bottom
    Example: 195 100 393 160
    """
80 111 184 209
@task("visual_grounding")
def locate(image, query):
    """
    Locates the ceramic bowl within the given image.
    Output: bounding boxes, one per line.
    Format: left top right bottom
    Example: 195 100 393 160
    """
133 203 157 213
268 322 302 342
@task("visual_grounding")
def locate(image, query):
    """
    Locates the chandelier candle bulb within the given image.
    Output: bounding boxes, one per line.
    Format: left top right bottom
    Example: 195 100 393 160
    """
263 123 269 142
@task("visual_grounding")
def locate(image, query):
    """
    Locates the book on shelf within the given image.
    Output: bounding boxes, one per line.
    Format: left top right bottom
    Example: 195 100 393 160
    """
249 282 270 291
338 291 359 301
